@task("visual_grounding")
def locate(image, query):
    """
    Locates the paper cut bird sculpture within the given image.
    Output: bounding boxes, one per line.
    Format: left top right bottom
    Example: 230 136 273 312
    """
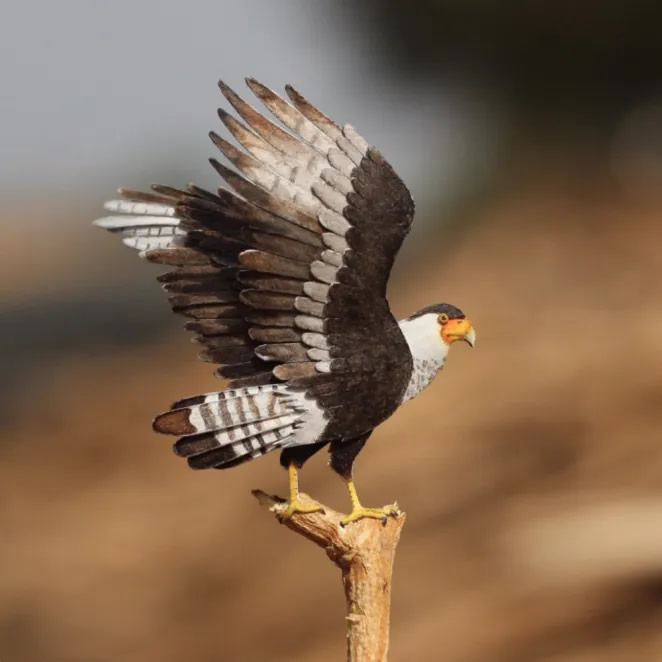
94 78 476 525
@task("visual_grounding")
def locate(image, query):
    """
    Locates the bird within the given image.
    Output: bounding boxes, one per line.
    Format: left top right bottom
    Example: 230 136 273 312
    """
93 77 476 526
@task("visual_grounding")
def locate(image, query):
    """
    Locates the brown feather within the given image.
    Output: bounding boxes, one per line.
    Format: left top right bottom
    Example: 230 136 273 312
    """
161 279 237 295
153 409 196 436
236 272 304 295
150 184 189 200
256 343 308 363
209 131 265 179
285 85 343 140
214 187 323 247
168 294 237 308
245 78 310 137
218 80 312 160
118 188 175 205
226 372 275 389
198 346 256 364
209 158 320 234
190 445 266 470
217 360 272 379
273 362 318 380
239 290 296 311
192 334 248 347
156 265 222 282
179 205 252 243
217 107 262 146
244 311 297 327
185 319 247 335
239 249 310 280
187 231 246 266
175 304 243 320
252 231 321 263
145 248 209 267
248 327 300 343
173 433 219 457
184 184 222 203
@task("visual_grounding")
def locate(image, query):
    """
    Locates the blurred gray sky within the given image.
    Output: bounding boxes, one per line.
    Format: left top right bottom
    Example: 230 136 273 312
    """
0 0 500 221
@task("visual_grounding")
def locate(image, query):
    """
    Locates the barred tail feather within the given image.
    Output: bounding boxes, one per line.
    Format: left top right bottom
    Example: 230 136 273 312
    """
169 383 285 411
153 385 302 469
183 417 298 469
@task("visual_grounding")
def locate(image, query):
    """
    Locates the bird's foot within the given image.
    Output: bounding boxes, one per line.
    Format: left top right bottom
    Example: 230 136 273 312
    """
277 498 324 522
340 502 400 527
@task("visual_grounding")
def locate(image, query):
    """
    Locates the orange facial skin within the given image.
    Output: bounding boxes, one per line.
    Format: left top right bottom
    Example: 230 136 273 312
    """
440 317 475 346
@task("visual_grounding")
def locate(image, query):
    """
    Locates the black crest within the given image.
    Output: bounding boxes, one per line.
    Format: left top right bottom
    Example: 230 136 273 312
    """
406 303 465 321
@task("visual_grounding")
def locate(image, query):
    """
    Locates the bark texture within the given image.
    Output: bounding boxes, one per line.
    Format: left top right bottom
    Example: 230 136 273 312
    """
253 490 406 662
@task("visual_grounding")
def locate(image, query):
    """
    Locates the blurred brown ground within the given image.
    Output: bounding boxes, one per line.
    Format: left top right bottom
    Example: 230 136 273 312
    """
2 175 662 661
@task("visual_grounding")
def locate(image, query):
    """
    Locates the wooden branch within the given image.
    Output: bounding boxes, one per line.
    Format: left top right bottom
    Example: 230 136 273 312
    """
253 490 406 662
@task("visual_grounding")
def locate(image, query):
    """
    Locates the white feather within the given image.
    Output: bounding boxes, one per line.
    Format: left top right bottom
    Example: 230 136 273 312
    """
336 134 364 166
295 315 324 333
321 250 342 267
321 169 353 196
103 200 176 217
343 124 369 156
122 235 182 252
301 332 329 350
303 282 330 303
310 260 338 285
327 148 355 177
294 296 324 317
312 180 347 213
398 313 450 403
282 389 328 447
307 348 330 361
322 232 348 252
248 82 336 155
318 209 350 236
93 215 179 230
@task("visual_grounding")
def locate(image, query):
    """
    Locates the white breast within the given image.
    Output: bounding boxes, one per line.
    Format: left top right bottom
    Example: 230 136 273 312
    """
398 313 450 404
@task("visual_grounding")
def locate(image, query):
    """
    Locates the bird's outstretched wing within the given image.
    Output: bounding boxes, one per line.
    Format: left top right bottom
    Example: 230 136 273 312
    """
95 79 415 440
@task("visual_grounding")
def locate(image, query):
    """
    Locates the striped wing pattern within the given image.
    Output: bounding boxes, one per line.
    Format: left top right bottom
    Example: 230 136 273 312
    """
94 78 415 466
159 385 303 469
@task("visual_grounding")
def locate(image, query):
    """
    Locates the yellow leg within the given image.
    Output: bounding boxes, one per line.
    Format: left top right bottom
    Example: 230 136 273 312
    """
278 462 323 521
340 478 400 527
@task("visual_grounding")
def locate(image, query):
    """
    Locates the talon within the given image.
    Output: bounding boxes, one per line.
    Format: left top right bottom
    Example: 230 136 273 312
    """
278 499 323 522
339 477 400 526
339 504 400 526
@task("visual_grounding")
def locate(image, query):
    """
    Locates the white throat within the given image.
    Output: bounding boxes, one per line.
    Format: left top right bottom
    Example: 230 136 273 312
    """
398 313 450 403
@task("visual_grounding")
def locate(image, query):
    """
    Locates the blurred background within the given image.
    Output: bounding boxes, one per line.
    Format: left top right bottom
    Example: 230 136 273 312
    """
2 1 662 660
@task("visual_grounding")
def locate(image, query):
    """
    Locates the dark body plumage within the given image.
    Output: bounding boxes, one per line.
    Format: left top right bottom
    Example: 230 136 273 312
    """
94 78 467 503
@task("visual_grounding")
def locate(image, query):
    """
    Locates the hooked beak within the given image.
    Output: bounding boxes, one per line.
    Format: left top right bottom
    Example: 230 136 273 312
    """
441 318 476 348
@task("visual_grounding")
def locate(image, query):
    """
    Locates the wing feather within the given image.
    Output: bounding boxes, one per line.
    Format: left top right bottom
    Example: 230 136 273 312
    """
94 78 415 434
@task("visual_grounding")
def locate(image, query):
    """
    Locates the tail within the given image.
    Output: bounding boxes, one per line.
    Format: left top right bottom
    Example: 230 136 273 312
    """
153 384 303 469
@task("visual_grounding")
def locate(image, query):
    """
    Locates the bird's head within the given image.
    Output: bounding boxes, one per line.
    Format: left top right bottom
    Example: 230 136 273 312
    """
405 303 476 349
436 304 476 348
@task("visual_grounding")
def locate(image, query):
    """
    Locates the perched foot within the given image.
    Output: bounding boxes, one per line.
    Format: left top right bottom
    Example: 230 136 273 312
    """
278 498 324 522
340 502 400 527
339 476 400 526
277 461 324 521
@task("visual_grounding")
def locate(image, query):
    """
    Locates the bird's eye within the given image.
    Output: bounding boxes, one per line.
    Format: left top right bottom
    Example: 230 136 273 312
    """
438 313 449 324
